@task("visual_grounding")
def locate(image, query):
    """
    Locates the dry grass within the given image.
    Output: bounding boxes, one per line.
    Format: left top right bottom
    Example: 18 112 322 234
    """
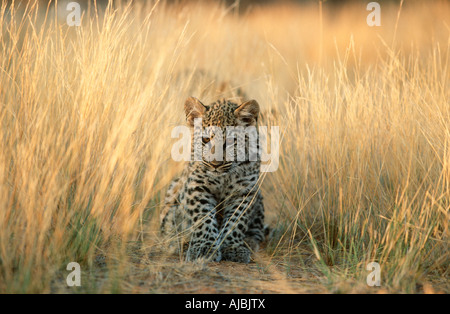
0 0 448 293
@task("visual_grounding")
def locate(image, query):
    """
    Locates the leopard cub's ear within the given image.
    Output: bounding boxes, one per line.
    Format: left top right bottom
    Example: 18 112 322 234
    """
234 99 260 126
184 97 206 127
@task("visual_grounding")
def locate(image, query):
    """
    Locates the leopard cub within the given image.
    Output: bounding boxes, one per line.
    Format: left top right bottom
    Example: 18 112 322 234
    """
160 97 265 263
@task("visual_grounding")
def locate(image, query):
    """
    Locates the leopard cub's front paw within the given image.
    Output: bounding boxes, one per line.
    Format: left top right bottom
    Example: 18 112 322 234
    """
221 245 251 263
186 241 221 262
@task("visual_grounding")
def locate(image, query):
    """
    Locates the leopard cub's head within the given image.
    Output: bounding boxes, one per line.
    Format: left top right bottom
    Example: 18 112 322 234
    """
184 97 260 172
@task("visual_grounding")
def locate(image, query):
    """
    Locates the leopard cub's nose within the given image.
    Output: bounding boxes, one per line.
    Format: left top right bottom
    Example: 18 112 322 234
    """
210 160 224 167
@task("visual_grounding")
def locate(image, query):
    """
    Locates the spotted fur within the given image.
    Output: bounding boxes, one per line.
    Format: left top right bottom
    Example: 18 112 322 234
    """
160 97 265 263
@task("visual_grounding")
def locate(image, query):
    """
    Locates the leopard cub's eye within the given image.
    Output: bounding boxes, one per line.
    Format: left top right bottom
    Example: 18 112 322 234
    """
202 137 211 144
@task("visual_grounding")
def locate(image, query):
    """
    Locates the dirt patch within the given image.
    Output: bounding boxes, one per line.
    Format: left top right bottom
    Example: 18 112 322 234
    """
51 243 448 294
119 252 327 294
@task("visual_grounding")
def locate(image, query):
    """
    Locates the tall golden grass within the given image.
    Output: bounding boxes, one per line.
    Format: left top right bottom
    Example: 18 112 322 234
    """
0 0 448 293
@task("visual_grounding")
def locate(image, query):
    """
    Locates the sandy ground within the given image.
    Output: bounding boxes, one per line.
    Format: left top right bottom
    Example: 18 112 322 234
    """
51 241 448 294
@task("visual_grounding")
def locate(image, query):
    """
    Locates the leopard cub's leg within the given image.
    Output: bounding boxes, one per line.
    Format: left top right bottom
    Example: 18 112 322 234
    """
185 183 222 262
219 192 259 263
244 191 265 252
160 178 189 255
